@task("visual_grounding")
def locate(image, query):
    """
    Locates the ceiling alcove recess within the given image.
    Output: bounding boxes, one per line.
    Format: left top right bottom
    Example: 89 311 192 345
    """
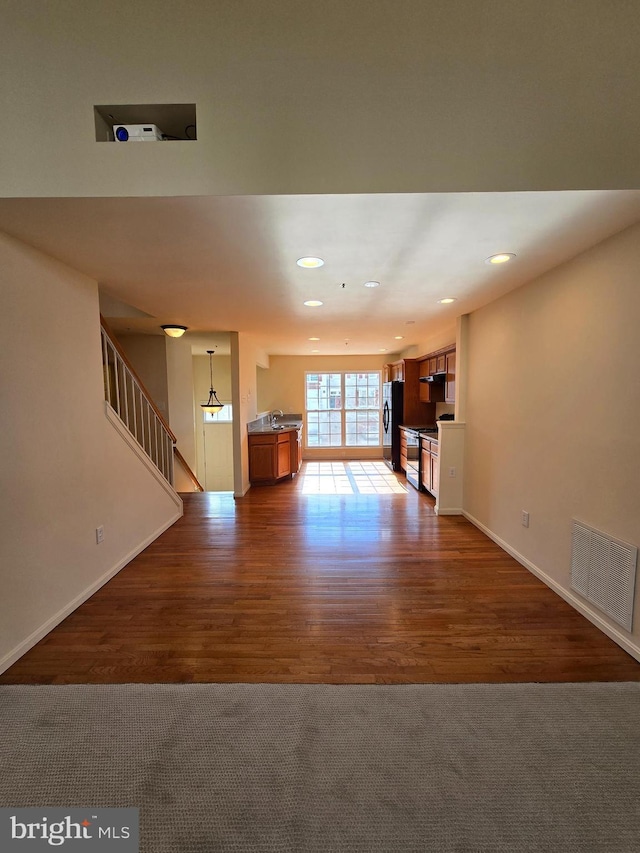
94 104 197 142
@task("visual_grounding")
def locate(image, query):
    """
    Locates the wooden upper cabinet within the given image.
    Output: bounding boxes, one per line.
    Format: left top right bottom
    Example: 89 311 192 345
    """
445 351 456 404
436 354 446 373
389 361 404 381
419 376 444 404
428 357 437 375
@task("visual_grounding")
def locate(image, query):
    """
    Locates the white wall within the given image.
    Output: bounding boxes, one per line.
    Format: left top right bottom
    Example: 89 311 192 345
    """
463 222 640 656
1 2 640 198
0 232 182 673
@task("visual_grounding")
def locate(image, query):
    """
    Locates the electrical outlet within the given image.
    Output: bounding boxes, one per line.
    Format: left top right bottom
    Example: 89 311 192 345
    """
96 525 104 544
521 511 530 528
448 467 456 478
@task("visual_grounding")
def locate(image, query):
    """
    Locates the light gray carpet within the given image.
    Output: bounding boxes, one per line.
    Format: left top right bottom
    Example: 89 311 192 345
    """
1 683 639 852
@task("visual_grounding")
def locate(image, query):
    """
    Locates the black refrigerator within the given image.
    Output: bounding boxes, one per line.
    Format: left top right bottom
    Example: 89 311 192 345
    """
382 381 404 471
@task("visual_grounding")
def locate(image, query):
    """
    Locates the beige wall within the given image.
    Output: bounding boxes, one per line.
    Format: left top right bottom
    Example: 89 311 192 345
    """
193 354 234 491
463 222 640 654
401 324 457 361
0 232 182 673
2 2 640 198
258 354 390 459
166 336 197 471
231 332 269 496
116 334 169 419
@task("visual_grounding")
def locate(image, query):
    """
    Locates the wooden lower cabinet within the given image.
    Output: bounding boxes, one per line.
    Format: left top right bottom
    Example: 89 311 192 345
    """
399 428 408 473
420 438 439 496
430 442 439 495
290 428 303 474
249 428 302 484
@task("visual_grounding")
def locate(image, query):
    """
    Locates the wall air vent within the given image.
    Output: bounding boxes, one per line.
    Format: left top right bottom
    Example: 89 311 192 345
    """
570 520 637 631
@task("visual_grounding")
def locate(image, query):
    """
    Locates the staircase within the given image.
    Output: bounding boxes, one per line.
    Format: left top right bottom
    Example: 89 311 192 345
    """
100 317 203 491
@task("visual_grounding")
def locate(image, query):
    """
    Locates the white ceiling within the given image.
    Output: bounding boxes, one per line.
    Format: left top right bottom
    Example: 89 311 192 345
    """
1 190 640 356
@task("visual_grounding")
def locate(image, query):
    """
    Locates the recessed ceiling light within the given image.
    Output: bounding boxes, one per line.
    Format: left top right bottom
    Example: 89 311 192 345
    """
394 335 404 340
363 280 380 288
486 253 516 265
437 297 457 305
303 300 323 307
308 337 320 341
297 257 324 268
379 348 387 352
312 349 320 353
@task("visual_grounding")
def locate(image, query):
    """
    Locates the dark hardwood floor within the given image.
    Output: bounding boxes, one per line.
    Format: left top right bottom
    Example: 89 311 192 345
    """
3 461 639 684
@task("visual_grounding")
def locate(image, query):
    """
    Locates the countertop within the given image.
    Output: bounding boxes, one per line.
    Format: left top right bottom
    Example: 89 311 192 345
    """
400 425 438 435
248 421 303 435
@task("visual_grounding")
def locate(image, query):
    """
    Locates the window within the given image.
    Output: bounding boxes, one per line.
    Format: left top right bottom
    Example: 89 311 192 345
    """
203 403 233 423
305 372 381 447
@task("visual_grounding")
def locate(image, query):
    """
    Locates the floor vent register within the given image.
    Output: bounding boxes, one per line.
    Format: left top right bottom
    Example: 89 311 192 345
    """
571 520 637 632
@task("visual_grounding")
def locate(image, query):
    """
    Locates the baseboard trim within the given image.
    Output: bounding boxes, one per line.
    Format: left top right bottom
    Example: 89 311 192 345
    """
0 512 181 676
435 506 463 516
463 510 640 664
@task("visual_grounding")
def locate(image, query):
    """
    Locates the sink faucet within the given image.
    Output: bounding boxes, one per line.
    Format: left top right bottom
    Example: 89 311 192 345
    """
271 409 284 425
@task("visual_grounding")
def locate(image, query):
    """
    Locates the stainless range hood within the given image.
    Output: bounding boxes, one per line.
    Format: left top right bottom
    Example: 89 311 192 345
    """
419 372 446 383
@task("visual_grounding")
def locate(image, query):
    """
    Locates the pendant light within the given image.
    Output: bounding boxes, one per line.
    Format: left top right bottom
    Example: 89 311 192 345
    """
201 350 224 413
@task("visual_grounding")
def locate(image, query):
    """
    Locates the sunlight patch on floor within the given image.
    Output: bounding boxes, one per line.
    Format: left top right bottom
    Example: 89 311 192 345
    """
300 461 408 495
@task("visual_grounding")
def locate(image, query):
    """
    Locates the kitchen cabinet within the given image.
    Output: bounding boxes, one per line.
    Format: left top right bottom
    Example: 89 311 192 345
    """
399 427 408 473
249 430 299 484
420 436 439 496
290 427 303 474
385 358 434 423
389 360 405 381
418 375 445 404
416 345 456 404
445 351 456 404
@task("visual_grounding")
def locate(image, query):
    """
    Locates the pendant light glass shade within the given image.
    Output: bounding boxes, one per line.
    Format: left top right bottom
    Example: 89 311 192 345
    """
201 350 224 413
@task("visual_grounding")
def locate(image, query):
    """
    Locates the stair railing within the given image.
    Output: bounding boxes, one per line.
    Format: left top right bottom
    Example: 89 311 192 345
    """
100 317 177 486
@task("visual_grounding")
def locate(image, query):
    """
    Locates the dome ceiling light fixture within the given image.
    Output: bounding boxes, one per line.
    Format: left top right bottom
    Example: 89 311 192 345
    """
486 253 516 265
201 350 224 414
297 257 324 268
363 280 380 288
161 324 188 338
303 300 323 307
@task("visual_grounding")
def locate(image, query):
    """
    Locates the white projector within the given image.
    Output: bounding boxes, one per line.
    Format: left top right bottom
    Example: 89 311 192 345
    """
113 124 164 142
